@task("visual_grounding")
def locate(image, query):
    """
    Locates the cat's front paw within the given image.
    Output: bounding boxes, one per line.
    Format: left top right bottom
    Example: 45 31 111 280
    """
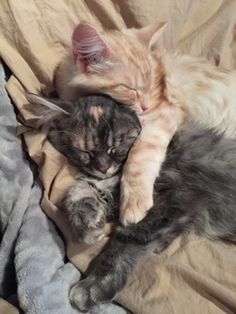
62 196 106 244
69 278 95 312
69 276 114 312
120 176 153 225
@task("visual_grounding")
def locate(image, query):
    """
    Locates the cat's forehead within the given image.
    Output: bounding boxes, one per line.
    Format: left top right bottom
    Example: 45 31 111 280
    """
120 51 150 81
105 31 151 83
72 134 86 150
119 38 151 75
89 105 104 123
69 105 109 149
69 105 135 150
71 125 100 151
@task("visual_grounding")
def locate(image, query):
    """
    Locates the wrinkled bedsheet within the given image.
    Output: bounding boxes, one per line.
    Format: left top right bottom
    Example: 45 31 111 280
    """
0 61 129 314
0 1 236 313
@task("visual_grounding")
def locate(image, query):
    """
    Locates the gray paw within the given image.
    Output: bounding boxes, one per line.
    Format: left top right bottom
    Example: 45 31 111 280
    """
69 276 114 312
70 279 95 312
69 277 102 312
62 197 107 244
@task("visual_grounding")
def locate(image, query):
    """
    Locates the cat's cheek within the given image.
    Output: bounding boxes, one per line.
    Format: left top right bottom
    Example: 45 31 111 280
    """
106 164 120 175
134 106 145 115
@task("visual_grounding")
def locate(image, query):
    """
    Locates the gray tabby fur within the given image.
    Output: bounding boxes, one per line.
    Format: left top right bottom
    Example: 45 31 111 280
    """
27 93 236 312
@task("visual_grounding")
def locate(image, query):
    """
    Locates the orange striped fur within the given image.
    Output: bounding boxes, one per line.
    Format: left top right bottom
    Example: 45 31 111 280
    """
56 22 236 225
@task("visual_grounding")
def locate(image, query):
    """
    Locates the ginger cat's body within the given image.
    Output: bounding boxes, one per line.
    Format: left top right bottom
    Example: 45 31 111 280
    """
56 23 236 225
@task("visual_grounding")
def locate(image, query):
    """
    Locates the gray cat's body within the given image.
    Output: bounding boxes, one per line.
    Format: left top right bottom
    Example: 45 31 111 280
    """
27 93 141 244
27 93 236 312
69 124 236 312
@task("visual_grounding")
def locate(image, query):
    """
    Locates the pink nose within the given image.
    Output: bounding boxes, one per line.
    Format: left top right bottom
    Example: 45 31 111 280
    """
140 97 149 111
135 101 149 115
98 164 109 174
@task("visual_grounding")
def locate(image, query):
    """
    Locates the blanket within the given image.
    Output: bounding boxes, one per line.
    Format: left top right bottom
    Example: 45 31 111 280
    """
0 0 236 313
0 61 129 314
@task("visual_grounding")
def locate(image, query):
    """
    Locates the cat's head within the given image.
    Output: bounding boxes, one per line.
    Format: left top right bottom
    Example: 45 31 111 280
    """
69 22 166 113
27 94 141 179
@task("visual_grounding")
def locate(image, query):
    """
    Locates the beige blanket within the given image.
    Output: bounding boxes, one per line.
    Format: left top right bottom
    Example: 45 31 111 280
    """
0 299 19 314
1 1 236 313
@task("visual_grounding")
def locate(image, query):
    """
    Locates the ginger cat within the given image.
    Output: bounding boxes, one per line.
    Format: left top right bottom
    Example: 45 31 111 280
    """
55 22 236 225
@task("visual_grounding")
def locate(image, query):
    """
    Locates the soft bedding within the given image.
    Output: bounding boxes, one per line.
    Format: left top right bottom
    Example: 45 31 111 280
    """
0 60 128 314
0 1 236 313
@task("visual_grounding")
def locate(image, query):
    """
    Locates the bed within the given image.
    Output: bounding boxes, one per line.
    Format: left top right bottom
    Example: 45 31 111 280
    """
0 1 236 313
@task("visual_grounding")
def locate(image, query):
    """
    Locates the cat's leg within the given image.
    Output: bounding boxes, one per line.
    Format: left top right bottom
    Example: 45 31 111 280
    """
69 204 187 311
120 104 183 225
61 180 108 244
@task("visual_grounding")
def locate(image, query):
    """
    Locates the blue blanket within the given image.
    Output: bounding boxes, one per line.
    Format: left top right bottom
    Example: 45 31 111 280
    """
0 60 129 314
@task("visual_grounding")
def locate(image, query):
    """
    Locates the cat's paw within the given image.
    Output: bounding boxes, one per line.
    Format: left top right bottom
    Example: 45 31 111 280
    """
69 279 95 312
69 276 113 312
120 177 153 226
62 196 107 244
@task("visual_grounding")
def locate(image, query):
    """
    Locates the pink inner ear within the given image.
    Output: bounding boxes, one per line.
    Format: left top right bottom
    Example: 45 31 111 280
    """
72 24 108 72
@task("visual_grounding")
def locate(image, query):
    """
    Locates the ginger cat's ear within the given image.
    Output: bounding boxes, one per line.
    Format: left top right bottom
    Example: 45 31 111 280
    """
135 22 167 50
72 24 110 73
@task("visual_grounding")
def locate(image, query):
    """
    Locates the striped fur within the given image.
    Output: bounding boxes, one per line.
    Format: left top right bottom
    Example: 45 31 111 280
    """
55 22 236 225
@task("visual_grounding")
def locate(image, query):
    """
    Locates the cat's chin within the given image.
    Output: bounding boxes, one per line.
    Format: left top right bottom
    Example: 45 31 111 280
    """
87 171 116 180
81 232 106 245
83 166 120 180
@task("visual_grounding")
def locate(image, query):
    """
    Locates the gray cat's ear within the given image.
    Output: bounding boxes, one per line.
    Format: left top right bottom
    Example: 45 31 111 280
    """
26 93 70 128
135 21 167 50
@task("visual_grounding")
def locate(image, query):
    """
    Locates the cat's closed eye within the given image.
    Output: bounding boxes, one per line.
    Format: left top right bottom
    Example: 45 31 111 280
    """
107 85 138 103
119 84 138 94
113 148 127 161
107 147 116 155
77 151 91 165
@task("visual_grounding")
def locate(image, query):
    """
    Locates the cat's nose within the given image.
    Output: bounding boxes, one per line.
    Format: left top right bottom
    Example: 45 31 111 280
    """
97 154 111 174
98 164 109 174
141 102 148 112
139 95 150 113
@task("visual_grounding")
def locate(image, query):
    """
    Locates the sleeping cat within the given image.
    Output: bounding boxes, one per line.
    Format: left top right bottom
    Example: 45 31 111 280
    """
55 22 236 226
27 93 236 312
26 93 141 243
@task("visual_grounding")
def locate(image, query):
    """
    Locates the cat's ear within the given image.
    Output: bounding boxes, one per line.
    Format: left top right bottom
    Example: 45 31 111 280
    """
135 22 167 50
26 93 70 128
72 23 110 73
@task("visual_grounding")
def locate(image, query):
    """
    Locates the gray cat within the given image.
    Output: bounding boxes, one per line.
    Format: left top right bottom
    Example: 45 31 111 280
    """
27 93 236 312
27 93 141 244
